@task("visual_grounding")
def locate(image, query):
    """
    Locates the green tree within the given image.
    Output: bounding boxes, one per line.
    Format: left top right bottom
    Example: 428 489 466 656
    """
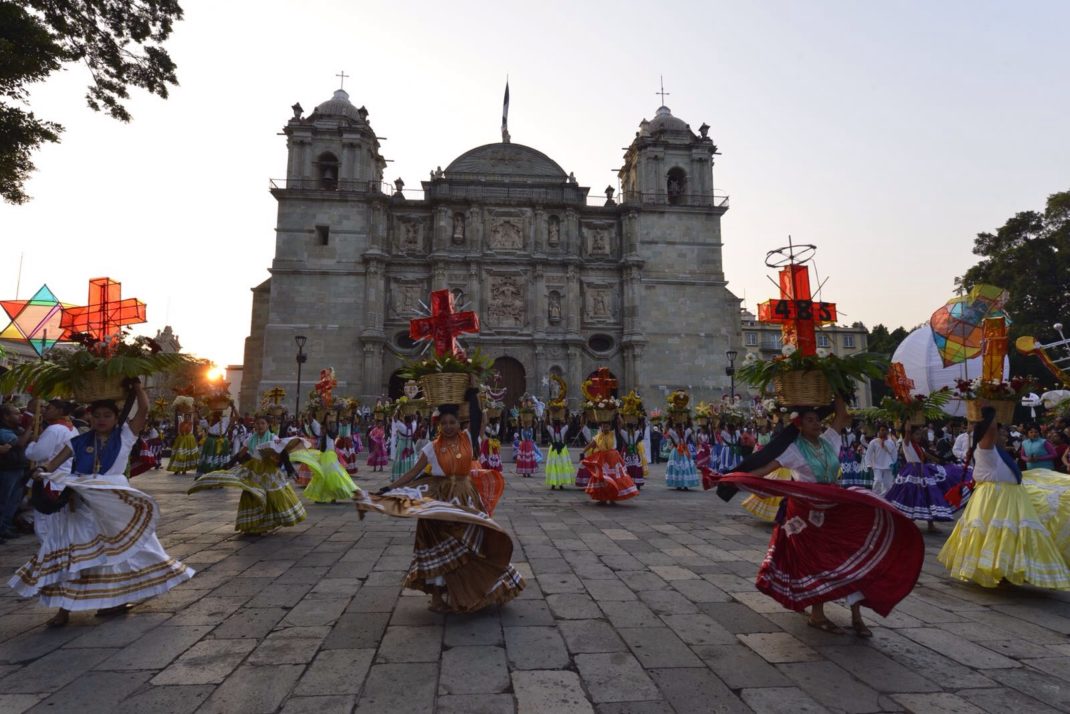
0 0 183 204
959 190 1070 382
865 324 909 403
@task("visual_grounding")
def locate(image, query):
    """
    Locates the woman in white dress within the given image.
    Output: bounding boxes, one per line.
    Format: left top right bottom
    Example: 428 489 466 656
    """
11 381 195 627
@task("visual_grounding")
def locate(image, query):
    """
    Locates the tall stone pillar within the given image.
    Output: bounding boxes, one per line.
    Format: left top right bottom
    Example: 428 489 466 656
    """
467 263 482 316
362 343 383 398
432 262 448 290
534 344 546 394
434 206 450 252
362 259 386 337
534 208 546 253
567 345 583 411
564 208 579 255
533 264 546 334
565 265 580 335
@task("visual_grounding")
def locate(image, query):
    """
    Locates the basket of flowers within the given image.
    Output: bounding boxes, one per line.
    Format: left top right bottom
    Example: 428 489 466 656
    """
400 350 491 406
586 397 622 424
694 401 712 426
260 387 287 417
620 390 643 426
205 387 232 412
667 390 691 424
955 376 1033 424
0 333 192 403
738 346 887 407
548 373 568 420
480 382 507 419
582 368 619 423
397 396 425 417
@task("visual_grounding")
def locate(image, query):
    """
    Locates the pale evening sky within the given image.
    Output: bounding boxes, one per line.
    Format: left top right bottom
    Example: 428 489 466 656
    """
1 0 1067 367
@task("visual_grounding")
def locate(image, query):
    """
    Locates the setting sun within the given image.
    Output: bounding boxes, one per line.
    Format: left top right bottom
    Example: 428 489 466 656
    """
206 365 227 382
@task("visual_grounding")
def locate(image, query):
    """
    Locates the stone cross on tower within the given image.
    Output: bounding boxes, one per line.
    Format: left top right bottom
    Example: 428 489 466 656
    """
336 70 349 90
656 76 670 105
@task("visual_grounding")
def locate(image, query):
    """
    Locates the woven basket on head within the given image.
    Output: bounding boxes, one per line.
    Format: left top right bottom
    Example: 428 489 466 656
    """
593 408 617 423
773 371 833 407
965 398 1015 424
419 373 469 406
73 373 127 404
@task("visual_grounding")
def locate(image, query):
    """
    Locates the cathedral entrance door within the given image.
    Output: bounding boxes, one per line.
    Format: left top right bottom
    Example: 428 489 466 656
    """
492 357 527 411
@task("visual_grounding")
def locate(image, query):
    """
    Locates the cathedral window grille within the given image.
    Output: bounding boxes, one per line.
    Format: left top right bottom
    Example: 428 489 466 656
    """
666 167 688 205
316 152 339 190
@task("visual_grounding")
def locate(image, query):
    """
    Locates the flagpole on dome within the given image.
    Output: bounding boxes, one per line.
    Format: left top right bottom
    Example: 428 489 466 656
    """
501 76 510 144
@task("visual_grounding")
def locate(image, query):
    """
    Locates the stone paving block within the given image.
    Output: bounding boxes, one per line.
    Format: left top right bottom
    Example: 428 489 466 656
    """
95 624 212 671
528 557 573 575
698 602 780 634
275 566 331 584
512 670 594 714
600 554 645 571
898 627 1019 669
322 611 389 649
669 578 731 604
779 661 884 713
504 626 570 670
648 565 698 581
376 625 442 663
308 577 362 598
0 625 84 665
0 645 116 694
389 595 446 626
895 597 968 624
248 634 324 665
614 571 670 591
112 684 215 714
738 633 821 664
537 573 586 594
693 643 790 689
198 663 304 714
295 648 374 695
151 638 256 685
209 576 276 599
439 646 510 694
869 628 996 690
212 607 289 639
659 613 735 645
968 638 1055 660
64 612 172 649
955 686 1061 714
169 595 249 626
891 693 986 714
576 652 660 703
574 562 619 580
637 589 699 615
547 592 603 619
444 612 503 646
584 578 637 601
730 590 785 614
960 609 1069 645
0 694 42 714
593 702 673 714
282 597 351 628
436 693 516 714
701 572 761 592
278 695 357 714
499 599 555 627
364 570 408 587
356 662 437 713
246 582 314 608
1019 656 1070 682
991 604 1070 635
26 670 150 714
559 619 628 654
817 644 940 693
648 667 749 713
740 686 830 713
618 627 703 668
344 586 400 616
599 600 662 629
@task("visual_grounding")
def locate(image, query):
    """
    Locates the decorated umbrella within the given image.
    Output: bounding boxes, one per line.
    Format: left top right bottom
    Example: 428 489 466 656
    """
929 284 1009 368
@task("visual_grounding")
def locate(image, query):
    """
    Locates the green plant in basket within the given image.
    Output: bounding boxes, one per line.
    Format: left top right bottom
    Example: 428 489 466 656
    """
0 332 195 399
397 348 492 380
737 347 888 399
875 388 953 424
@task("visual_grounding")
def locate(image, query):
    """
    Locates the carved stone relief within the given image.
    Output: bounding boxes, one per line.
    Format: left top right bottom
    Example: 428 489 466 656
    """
452 213 465 245
547 216 561 247
391 282 426 317
396 218 425 253
585 286 616 321
488 218 524 251
584 224 613 257
548 291 562 324
487 275 527 328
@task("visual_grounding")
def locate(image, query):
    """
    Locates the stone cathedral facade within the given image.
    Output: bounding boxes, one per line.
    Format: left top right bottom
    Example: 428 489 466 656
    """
240 87 742 412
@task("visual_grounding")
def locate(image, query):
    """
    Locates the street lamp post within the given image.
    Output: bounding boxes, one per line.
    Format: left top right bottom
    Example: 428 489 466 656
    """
725 349 738 399
295 335 308 420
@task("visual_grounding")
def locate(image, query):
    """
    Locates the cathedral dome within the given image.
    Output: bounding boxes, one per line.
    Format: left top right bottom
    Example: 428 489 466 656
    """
446 143 567 181
646 105 690 134
312 89 363 122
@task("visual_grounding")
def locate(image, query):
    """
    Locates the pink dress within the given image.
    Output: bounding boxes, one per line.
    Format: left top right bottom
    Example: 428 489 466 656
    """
515 427 537 476
367 427 389 467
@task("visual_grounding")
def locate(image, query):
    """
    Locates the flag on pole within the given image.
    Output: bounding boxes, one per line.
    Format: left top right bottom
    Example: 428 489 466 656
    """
501 79 510 143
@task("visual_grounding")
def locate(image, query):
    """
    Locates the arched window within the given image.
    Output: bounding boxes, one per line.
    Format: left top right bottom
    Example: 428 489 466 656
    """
666 167 687 205
316 152 339 190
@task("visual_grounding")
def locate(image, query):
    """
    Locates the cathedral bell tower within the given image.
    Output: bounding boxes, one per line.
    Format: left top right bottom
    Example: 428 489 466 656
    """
618 104 719 207
283 89 385 190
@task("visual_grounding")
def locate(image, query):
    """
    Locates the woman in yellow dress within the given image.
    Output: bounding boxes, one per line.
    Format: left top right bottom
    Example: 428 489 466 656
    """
582 421 639 505
938 406 1070 589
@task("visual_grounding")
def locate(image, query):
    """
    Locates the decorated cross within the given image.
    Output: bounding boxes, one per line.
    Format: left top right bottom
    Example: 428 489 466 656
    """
757 264 837 356
60 277 146 340
315 368 337 407
409 289 479 357
583 367 618 400
885 362 916 404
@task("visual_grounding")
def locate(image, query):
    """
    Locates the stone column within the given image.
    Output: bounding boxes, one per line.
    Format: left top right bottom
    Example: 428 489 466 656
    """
623 211 640 256
534 208 546 253
533 264 546 333
468 207 483 251
362 342 383 398
434 206 450 252
432 262 448 290
467 263 482 316
566 265 581 334
534 344 546 394
567 345 583 411
565 208 579 256
622 264 640 335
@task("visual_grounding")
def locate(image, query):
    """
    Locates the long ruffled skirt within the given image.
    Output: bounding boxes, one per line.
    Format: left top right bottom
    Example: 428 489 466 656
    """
197 434 230 475
356 475 525 612
583 450 639 503
292 450 359 503
516 440 537 475
884 463 963 521
1022 468 1070 560
544 445 574 487
666 449 699 489
11 475 195 610
189 458 307 534
720 474 924 616
167 434 199 473
938 481 1070 589
741 468 793 522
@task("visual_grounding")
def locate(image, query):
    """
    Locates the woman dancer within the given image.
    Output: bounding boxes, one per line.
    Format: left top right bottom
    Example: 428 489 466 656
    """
13 382 195 627
515 419 537 478
619 420 648 490
582 419 639 505
357 392 524 613
938 407 1070 589
1021 425 1057 471
167 410 199 475
367 418 389 472
718 397 924 636
189 416 308 533
391 413 418 479
665 421 699 490
479 415 504 471
545 416 573 490
197 409 232 475
884 422 963 532
574 419 594 489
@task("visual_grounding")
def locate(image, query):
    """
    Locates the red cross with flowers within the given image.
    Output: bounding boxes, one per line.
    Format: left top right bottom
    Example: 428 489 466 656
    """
60 277 146 340
584 367 618 399
757 264 837 356
409 289 479 357
886 362 916 404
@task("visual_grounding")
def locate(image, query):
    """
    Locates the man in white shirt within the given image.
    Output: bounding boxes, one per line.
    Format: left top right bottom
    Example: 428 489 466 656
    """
952 424 971 463
864 424 898 496
25 399 78 468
